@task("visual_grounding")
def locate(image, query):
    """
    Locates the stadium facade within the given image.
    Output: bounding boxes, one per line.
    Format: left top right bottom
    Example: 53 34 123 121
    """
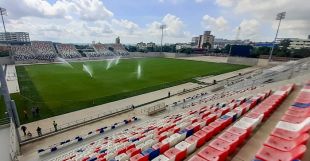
0 32 30 45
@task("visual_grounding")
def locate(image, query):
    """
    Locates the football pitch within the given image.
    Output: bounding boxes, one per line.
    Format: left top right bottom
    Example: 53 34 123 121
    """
3 58 248 123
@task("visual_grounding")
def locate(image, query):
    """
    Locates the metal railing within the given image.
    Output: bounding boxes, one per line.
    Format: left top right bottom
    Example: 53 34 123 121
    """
20 105 133 143
0 117 10 126
225 57 310 92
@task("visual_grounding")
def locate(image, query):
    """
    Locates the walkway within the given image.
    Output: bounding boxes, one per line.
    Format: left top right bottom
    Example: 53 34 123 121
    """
0 126 11 161
5 65 20 94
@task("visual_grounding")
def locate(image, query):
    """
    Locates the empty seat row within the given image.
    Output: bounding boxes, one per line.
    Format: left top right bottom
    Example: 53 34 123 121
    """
147 91 271 161
47 85 264 161
39 117 138 156
183 88 287 161
255 82 310 161
54 92 255 161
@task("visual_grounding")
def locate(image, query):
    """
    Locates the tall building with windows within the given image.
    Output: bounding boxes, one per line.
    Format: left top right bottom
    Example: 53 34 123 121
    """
199 31 215 49
147 42 156 48
0 32 30 44
192 31 215 49
288 38 310 49
136 42 147 50
191 36 199 47
115 37 120 44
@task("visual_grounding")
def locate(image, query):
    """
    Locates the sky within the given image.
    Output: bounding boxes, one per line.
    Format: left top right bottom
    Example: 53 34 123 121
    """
0 0 309 44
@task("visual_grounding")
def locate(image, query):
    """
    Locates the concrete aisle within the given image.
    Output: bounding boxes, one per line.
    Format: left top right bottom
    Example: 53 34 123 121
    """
0 127 11 161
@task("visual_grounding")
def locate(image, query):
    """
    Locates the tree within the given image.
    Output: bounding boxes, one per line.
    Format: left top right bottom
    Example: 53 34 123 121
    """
108 47 114 52
279 39 291 49
221 44 231 54
126 45 137 52
147 47 154 52
180 48 193 54
202 42 211 49
291 48 310 58
214 48 221 53
254 46 271 55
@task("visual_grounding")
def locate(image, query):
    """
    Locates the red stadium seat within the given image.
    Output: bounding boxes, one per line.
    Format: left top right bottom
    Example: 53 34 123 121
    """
185 135 199 148
281 114 308 124
163 148 186 161
264 133 309 152
201 126 216 141
285 108 310 117
204 114 217 125
209 138 232 154
255 145 306 161
126 148 141 157
188 155 208 161
226 126 248 142
193 130 208 147
271 128 304 140
175 141 194 155
198 146 228 161
152 142 169 154
208 121 225 134
218 132 240 152
130 154 148 161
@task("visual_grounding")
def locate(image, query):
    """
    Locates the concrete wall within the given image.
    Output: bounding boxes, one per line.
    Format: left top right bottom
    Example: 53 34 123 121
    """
129 52 166 57
129 52 204 58
163 53 176 58
227 56 259 66
257 58 270 66
0 57 14 65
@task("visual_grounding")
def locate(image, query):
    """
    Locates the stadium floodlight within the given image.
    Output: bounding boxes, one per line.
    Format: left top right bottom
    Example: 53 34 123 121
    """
269 12 286 62
0 7 10 54
0 7 20 128
0 7 8 37
159 24 167 53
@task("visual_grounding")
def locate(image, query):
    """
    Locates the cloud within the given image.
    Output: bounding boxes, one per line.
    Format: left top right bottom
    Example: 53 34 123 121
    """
238 19 260 40
147 14 190 39
0 0 191 43
112 19 140 34
202 15 229 34
1 0 113 21
215 0 234 7
215 0 310 40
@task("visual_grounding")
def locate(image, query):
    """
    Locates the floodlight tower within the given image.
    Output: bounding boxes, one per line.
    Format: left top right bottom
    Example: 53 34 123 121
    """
269 12 286 62
0 7 13 59
0 7 20 127
159 24 167 53
0 7 9 48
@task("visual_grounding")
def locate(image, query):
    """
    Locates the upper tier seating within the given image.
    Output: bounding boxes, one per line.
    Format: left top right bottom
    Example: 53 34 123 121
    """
56 44 81 59
12 45 36 61
111 44 129 56
31 41 57 60
92 44 114 57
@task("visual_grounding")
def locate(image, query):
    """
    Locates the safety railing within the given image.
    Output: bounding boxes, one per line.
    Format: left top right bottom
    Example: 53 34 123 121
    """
20 105 133 143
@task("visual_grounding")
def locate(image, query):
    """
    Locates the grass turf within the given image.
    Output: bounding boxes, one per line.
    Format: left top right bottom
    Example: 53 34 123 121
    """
1 58 248 124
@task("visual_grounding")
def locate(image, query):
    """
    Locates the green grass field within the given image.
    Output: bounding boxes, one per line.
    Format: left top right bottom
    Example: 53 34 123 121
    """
1 58 248 123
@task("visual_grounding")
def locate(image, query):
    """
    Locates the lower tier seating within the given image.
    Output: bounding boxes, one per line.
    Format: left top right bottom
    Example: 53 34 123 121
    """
47 83 300 161
255 81 310 161
48 91 258 161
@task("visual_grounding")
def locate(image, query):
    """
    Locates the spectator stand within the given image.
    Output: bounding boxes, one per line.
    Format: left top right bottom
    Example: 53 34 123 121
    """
55 44 81 59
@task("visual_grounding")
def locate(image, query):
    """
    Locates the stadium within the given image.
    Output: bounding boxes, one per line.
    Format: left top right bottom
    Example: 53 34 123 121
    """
0 1 310 161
